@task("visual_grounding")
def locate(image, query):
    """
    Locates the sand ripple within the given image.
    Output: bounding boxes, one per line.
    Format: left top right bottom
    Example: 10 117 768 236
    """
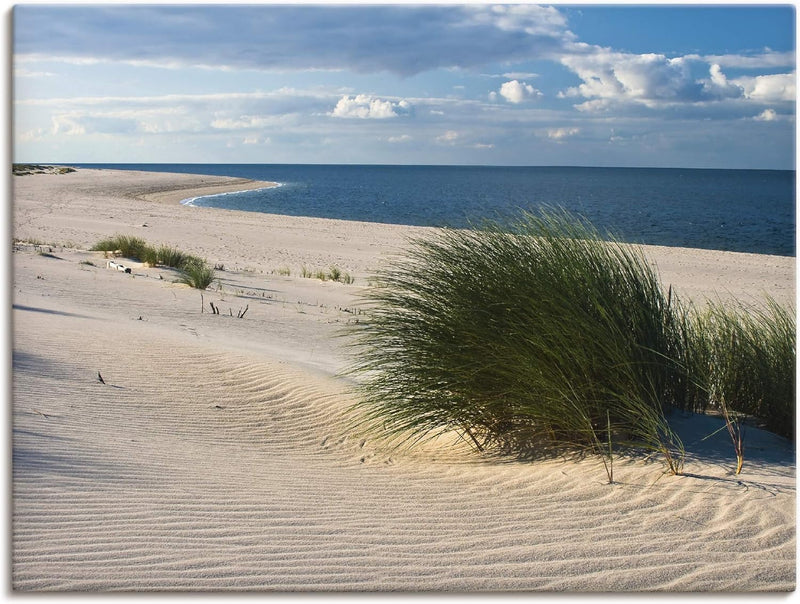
12 303 794 591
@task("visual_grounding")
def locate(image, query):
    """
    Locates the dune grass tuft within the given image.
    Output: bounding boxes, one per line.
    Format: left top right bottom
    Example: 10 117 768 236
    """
92 235 214 289
345 208 794 473
176 258 216 290
91 235 150 261
345 209 688 471
686 298 795 439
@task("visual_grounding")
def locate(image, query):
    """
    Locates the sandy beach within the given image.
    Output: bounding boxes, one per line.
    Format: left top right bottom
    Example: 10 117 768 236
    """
11 167 796 591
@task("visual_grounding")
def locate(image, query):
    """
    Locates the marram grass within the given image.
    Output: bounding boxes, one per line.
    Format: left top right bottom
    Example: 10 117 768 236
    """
686 297 795 439
345 209 795 472
176 258 216 290
92 235 215 289
345 210 688 472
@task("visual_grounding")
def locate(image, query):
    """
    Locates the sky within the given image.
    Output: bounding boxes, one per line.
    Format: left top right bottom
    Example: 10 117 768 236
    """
11 3 797 169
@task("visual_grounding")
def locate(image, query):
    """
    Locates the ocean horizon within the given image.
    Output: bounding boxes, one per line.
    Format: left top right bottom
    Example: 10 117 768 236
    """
72 163 796 257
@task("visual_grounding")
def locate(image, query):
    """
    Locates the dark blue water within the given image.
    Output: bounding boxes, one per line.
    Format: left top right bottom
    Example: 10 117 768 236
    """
75 164 795 256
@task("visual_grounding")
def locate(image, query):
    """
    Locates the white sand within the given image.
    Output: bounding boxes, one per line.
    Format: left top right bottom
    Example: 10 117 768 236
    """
11 168 796 591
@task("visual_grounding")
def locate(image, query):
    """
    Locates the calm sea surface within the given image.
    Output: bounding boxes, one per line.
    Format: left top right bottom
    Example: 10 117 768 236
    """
75 164 795 256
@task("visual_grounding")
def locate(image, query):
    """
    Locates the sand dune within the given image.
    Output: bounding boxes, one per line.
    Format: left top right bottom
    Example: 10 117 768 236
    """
11 168 795 591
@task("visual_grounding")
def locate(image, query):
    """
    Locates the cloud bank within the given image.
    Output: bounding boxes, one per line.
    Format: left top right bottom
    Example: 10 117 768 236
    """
560 48 795 111
14 5 576 76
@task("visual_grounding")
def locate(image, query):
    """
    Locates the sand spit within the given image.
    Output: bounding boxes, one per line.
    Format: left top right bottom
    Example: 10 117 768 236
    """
11 168 796 591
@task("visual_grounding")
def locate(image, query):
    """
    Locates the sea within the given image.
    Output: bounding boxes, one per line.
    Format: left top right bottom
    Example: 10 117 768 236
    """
74 164 796 257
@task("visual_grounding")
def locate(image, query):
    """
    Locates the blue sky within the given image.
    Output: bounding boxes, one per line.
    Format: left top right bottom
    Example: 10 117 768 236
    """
12 3 796 169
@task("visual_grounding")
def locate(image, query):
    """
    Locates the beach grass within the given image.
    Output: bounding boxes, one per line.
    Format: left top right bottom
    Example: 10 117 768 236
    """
345 209 688 470
176 259 216 290
686 297 795 439
91 235 150 262
345 208 795 472
91 235 215 289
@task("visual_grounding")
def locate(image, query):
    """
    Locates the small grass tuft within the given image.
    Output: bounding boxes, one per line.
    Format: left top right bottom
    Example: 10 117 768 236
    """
90 235 149 262
176 259 216 290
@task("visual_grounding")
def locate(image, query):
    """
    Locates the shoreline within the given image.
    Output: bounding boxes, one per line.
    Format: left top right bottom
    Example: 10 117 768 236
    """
12 166 796 308
61 164 795 259
181 182 284 206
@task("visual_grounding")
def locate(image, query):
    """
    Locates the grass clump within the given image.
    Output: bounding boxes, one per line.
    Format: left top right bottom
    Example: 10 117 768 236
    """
176 258 216 290
154 245 200 269
91 234 214 289
346 208 795 474
91 235 150 262
346 209 687 472
301 265 354 284
686 298 795 439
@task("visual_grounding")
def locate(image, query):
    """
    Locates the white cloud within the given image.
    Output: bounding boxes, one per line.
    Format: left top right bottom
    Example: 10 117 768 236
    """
559 48 794 111
331 95 412 119
561 51 702 107
387 134 412 143
498 80 542 104
703 64 743 99
734 72 796 102
464 4 572 39
545 127 580 140
754 109 778 121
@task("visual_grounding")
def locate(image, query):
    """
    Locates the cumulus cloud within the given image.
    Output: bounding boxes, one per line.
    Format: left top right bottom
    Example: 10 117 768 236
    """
387 134 412 143
497 80 542 104
703 64 743 99
545 127 580 140
734 72 796 102
560 51 704 107
559 47 794 111
754 109 778 121
330 95 412 119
